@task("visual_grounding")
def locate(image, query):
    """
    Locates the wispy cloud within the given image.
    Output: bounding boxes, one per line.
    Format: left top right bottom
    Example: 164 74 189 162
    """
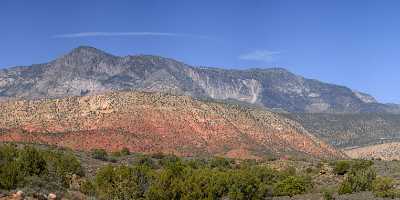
239 50 282 62
52 32 212 40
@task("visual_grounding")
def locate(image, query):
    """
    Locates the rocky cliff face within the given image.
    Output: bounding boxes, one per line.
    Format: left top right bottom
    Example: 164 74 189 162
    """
0 91 343 159
0 46 397 114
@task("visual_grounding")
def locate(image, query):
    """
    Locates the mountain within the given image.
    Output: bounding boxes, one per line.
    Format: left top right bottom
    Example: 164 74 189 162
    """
0 46 397 114
0 91 343 159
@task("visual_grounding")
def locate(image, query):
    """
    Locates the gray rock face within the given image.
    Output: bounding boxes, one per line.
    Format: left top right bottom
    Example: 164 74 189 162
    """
0 46 397 113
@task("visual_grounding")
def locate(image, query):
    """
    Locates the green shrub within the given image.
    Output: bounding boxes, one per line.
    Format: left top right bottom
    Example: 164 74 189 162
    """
134 154 156 168
181 168 229 200
372 176 394 192
150 152 166 159
111 147 130 157
0 161 22 189
333 160 351 175
80 179 96 196
338 166 376 194
0 144 18 164
95 165 153 200
322 190 335 200
227 169 269 200
91 149 108 161
350 160 374 171
209 157 234 169
120 147 130 156
18 146 47 177
372 177 400 198
0 145 84 191
273 176 312 197
305 167 314 174
282 166 297 176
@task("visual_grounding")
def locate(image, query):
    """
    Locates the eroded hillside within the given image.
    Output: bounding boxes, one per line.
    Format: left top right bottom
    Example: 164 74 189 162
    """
0 91 342 159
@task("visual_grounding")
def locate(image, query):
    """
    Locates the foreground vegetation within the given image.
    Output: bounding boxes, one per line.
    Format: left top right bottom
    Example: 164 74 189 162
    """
1 144 400 199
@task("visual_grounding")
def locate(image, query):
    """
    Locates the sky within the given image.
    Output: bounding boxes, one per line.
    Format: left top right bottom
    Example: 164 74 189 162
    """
0 0 399 103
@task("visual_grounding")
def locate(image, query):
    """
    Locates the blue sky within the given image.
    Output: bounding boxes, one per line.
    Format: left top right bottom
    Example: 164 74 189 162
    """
0 0 399 103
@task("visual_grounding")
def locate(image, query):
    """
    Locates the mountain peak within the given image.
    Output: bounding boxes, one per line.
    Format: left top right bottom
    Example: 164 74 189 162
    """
67 46 110 56
56 46 115 65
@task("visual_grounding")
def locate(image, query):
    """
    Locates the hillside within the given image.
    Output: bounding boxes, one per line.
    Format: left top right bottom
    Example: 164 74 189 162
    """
0 46 398 114
344 142 400 160
0 91 342 159
284 113 400 148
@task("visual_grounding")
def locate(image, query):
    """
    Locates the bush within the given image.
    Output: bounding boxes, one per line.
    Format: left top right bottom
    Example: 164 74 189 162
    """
150 152 166 159
372 177 400 198
333 160 351 175
18 146 47 177
322 188 335 200
43 151 84 186
0 161 22 189
323 191 334 200
0 145 84 192
227 169 269 200
209 157 234 169
338 166 376 194
134 155 156 168
111 147 130 157
273 176 312 197
91 149 108 161
0 144 18 164
120 147 130 156
80 179 96 196
95 165 153 200
181 168 229 200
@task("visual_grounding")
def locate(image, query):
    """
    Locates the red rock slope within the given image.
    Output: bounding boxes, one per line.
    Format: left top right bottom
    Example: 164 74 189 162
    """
0 91 343 159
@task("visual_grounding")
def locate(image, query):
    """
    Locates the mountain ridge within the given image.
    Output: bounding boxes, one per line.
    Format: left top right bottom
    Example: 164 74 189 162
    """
0 46 398 114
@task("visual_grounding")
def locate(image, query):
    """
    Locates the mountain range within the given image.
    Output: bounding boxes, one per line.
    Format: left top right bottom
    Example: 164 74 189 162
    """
1 46 400 160
1 46 398 114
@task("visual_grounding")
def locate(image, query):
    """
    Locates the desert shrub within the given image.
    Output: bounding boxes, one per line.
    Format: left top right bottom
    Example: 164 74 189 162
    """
282 166 297 176
120 147 130 156
227 169 269 200
146 167 185 200
150 152 166 159
305 167 314 174
209 157 234 169
0 161 22 189
134 154 156 168
18 146 47 177
181 168 229 200
273 176 312 197
95 165 153 200
111 147 130 157
332 160 351 175
159 154 182 168
91 149 108 161
0 145 84 192
322 190 335 200
0 144 18 164
338 166 376 194
42 151 84 186
372 176 400 198
374 189 400 199
185 158 207 169
350 159 374 171
372 176 394 192
80 179 96 196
